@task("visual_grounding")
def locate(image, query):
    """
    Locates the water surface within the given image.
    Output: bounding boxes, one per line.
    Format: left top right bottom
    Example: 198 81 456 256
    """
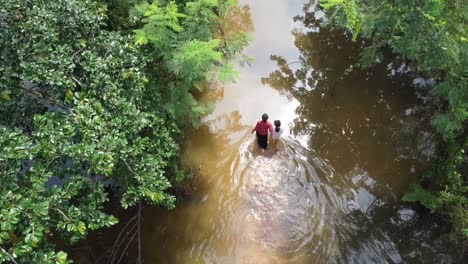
138 1 454 263
75 1 456 263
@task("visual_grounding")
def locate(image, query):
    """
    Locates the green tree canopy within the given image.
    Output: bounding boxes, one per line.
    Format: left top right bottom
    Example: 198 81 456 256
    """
0 0 250 262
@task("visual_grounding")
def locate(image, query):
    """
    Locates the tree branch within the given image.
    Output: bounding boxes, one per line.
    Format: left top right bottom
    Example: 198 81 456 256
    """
137 202 142 264
53 208 75 223
0 246 18 264
107 215 137 264
71 76 84 87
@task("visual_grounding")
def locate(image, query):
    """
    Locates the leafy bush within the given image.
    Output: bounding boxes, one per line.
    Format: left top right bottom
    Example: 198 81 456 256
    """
0 0 249 262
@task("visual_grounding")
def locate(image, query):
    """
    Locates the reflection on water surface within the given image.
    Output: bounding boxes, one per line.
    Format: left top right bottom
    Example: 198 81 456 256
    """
142 0 455 263
76 1 457 263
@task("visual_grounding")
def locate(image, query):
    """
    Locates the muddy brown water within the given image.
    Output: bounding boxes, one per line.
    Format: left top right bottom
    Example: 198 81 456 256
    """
73 1 457 263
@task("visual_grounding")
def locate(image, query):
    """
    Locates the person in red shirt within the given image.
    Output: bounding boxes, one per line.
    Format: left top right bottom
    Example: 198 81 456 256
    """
251 113 273 150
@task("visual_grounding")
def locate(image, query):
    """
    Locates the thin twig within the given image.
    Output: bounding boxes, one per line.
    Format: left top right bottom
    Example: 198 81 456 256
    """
286 60 301 66
115 232 137 264
0 246 18 264
85 240 97 263
53 208 75 223
218 26 228 51
108 223 137 264
107 215 136 257
71 76 84 87
40 158 56 179
71 46 85 59
107 216 137 264
122 159 142 183
137 202 142 264
122 159 139 177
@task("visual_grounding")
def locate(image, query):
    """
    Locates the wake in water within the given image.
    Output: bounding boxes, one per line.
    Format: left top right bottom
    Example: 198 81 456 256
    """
223 132 404 264
139 123 451 264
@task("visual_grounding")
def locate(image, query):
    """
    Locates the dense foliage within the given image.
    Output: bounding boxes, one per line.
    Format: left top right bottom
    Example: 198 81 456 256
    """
0 0 249 262
319 0 467 249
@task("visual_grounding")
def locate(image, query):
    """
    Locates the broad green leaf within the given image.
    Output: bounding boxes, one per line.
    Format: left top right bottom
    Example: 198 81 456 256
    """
56 251 68 264
76 221 86 235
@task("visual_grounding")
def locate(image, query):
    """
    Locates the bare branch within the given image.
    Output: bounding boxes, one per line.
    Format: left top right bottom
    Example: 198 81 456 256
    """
107 216 137 264
115 232 137 264
71 47 85 59
0 246 18 264
137 202 142 264
122 159 139 178
71 76 84 87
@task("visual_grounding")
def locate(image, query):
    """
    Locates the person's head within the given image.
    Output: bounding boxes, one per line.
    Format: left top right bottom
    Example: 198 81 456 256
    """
261 113 268 122
274 120 281 132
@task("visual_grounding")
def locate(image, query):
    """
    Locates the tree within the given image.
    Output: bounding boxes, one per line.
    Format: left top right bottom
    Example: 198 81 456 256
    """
0 0 249 262
131 0 251 126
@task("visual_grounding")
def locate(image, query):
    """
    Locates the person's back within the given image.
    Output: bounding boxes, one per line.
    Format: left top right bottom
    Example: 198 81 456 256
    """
271 120 283 150
252 113 273 150
271 120 283 139
254 120 273 136
271 128 283 140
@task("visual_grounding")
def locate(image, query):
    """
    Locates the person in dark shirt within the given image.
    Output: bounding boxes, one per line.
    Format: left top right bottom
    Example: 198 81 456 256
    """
251 113 273 150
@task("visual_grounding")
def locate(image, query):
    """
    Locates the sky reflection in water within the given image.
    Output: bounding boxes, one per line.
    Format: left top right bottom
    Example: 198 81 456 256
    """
137 1 455 263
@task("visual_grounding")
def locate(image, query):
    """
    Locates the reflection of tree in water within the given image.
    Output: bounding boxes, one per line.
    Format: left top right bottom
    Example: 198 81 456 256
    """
194 4 253 106
223 4 254 34
184 110 247 169
259 4 454 262
261 3 418 185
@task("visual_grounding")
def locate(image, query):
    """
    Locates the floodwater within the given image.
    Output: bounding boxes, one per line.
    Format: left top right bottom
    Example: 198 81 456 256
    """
76 0 457 263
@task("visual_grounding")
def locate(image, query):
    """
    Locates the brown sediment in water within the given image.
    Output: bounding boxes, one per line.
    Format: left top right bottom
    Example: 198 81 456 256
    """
135 0 453 262
72 1 456 263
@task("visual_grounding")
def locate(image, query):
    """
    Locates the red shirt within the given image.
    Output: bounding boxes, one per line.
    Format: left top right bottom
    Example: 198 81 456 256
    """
252 121 273 136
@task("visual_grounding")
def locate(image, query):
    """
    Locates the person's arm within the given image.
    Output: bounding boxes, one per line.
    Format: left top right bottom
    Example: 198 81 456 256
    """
251 122 258 133
268 123 273 133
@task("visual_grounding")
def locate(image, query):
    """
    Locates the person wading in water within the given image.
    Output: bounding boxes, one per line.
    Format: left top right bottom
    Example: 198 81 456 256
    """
270 120 283 150
251 113 273 150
